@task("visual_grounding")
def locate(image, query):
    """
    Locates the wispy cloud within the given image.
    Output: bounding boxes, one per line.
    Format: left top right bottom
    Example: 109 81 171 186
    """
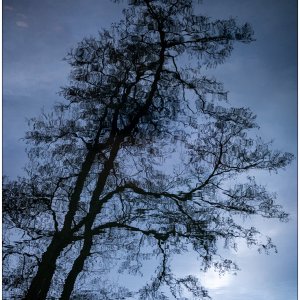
16 21 29 28
4 5 14 11
54 24 64 32
17 13 27 19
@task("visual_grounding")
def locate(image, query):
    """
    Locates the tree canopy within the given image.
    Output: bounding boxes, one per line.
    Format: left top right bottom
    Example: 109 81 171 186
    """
3 1 293 299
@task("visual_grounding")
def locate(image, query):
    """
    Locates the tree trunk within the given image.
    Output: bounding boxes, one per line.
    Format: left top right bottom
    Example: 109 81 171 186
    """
23 235 67 300
60 142 121 299
24 150 97 300
60 235 93 300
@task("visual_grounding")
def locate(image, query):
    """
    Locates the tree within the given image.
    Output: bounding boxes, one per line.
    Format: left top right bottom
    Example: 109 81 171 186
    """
3 0 293 299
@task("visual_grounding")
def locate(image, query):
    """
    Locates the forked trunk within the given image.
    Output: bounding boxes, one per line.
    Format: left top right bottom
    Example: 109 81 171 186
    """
24 150 97 299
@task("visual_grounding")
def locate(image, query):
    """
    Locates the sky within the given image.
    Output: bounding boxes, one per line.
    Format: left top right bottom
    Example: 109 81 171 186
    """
3 0 297 299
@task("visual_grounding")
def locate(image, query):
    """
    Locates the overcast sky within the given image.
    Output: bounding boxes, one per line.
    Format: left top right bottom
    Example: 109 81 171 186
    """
3 0 297 299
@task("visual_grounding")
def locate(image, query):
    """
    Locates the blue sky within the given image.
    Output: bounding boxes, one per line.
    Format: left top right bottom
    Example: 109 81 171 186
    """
3 0 297 299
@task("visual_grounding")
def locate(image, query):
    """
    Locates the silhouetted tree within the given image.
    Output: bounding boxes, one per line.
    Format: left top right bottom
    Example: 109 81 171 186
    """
3 1 292 299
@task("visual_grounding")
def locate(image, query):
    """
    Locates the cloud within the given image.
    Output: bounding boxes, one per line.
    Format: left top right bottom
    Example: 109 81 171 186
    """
16 21 29 28
4 5 14 11
17 13 27 19
54 25 64 32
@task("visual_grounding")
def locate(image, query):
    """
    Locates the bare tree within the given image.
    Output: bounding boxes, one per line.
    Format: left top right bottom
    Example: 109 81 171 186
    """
3 1 293 299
